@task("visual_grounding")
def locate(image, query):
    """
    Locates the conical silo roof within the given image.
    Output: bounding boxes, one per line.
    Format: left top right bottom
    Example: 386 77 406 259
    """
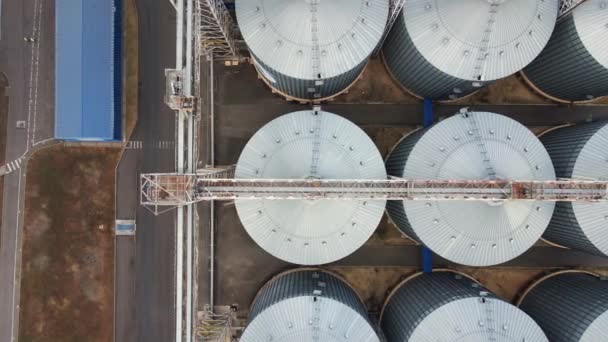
386 111 556 266
235 110 387 265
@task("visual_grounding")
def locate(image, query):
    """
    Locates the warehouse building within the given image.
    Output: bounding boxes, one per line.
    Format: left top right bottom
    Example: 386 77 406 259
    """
55 0 122 141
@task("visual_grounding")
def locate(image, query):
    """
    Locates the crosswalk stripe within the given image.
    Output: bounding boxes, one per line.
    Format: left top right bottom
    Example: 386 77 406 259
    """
122 140 177 150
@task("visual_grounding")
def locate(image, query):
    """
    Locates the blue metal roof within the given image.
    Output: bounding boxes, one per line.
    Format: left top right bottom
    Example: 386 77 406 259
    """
55 0 121 141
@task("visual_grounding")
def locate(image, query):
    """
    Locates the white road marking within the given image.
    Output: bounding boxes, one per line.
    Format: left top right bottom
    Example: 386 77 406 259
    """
32 137 54 147
122 140 175 150
2 158 23 175
10 168 24 342
26 0 42 151
31 0 42 146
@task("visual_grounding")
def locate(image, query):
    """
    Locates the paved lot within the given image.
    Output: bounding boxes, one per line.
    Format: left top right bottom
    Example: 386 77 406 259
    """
201 60 608 318
115 235 136 342
0 0 55 340
114 0 178 341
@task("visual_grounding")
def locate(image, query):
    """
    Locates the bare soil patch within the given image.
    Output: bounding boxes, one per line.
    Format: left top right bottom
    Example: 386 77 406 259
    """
19 146 120 342
332 56 608 105
328 266 608 313
124 0 139 139
333 58 419 104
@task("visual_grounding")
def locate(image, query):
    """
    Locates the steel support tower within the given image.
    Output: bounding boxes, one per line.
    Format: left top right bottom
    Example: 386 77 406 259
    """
196 0 238 59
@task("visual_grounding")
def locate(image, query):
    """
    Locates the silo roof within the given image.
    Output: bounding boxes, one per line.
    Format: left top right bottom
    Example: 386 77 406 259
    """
582 311 608 341
236 0 389 80
242 297 379 341
402 0 558 81
381 271 547 341
573 0 608 69
518 271 608 342
410 297 547 340
570 123 608 255
398 111 556 266
235 110 386 265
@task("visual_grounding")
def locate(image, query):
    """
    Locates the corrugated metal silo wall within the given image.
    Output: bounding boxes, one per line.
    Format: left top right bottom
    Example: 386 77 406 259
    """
252 52 368 100
385 129 428 241
524 15 608 101
381 272 497 341
519 273 608 341
382 13 483 100
248 270 370 324
540 123 606 255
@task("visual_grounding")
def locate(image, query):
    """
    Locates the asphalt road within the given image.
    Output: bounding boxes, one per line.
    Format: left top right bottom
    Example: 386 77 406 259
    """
0 0 54 341
113 0 178 341
114 235 137 342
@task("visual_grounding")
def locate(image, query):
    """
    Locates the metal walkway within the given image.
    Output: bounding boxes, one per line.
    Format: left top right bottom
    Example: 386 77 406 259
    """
140 166 608 212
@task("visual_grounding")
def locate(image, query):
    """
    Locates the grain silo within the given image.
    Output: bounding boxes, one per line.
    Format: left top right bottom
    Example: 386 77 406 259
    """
539 122 608 256
235 0 389 102
241 269 380 342
382 0 558 101
235 110 387 265
386 110 556 266
523 0 608 102
380 270 548 341
518 271 608 341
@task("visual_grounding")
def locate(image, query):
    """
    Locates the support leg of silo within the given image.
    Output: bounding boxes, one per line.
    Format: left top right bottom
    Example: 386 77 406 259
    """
422 98 433 273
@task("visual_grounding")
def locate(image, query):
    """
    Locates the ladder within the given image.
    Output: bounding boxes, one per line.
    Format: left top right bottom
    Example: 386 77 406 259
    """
309 0 323 98
309 108 323 178
461 109 498 180
471 2 500 83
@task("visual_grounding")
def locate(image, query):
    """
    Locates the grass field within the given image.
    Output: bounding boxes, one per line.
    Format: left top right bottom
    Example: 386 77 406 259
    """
18 146 120 342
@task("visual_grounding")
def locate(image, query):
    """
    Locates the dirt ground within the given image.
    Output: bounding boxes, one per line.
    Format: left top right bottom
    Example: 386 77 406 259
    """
124 0 139 139
19 146 120 342
333 57 419 104
331 57 608 105
327 266 608 313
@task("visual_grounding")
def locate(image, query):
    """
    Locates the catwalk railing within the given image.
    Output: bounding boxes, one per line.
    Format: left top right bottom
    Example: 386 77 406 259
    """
141 168 608 212
559 0 588 18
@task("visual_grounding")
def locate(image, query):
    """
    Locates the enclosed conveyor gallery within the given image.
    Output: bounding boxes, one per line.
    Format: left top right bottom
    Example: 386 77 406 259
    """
235 110 387 265
386 111 556 266
236 0 389 101
383 0 558 100
241 269 380 342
